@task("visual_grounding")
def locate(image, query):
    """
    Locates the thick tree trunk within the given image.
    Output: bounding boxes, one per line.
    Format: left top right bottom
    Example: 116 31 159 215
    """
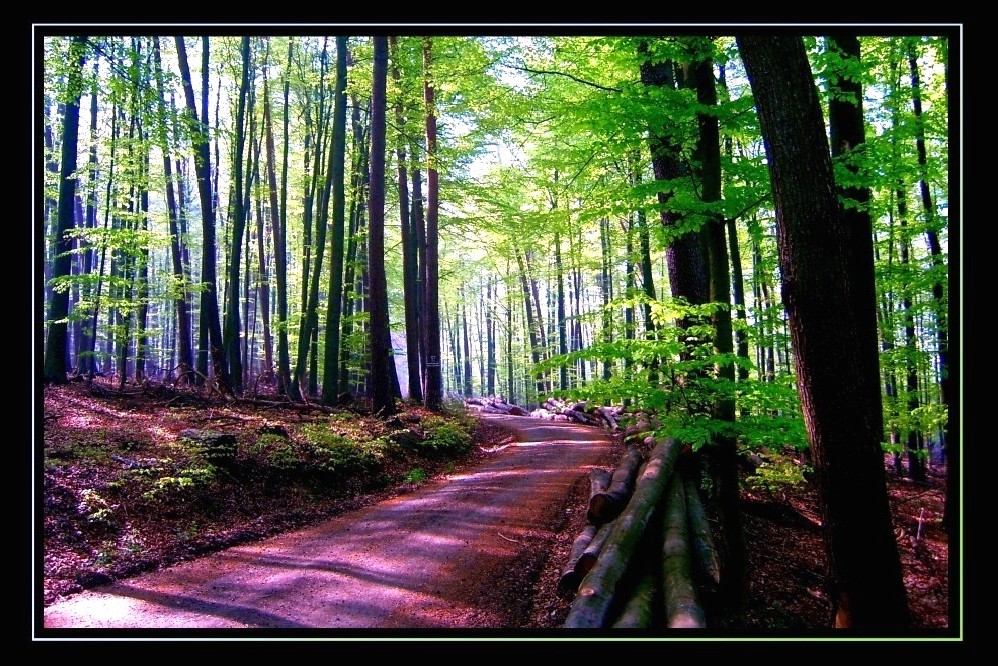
153 38 194 383
367 36 394 416
692 52 745 606
738 35 909 629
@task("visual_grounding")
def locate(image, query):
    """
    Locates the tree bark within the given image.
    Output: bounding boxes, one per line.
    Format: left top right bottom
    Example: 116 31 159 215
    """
175 36 230 393
43 36 85 384
587 445 643 525
422 37 443 410
737 35 909 629
368 36 395 416
321 36 350 406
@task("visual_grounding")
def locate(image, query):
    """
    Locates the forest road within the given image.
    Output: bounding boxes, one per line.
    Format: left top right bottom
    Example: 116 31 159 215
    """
41 414 617 632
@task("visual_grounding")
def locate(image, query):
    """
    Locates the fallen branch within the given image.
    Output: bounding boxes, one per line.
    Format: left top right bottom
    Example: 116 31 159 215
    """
683 475 721 588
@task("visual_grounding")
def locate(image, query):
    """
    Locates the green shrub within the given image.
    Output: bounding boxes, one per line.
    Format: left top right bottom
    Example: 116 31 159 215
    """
421 422 472 458
300 424 383 481
251 433 302 471
405 468 427 483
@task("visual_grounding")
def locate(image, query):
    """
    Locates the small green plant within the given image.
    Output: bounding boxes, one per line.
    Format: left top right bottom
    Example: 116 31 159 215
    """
301 424 383 481
252 433 302 471
746 459 808 491
420 422 472 458
141 463 216 502
405 468 427 484
79 488 116 524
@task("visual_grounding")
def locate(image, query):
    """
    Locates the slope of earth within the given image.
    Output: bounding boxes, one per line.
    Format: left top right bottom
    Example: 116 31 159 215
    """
38 382 951 635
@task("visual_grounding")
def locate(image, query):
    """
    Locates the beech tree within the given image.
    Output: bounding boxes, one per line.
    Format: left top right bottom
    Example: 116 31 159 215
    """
737 34 910 629
43 36 86 384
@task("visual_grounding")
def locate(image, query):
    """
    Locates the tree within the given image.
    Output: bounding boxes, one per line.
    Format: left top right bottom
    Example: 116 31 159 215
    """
321 36 350 406
737 34 909 629
422 36 443 410
175 36 230 394
368 36 395 416
43 36 86 384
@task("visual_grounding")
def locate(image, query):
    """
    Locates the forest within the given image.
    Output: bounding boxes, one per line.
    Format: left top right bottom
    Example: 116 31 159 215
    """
39 29 955 633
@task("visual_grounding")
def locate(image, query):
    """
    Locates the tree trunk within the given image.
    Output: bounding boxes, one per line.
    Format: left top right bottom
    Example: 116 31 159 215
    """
738 35 909 629
274 37 293 394
43 36 85 384
367 36 394 416
321 36 350 406
175 36 230 393
422 37 443 410
389 36 424 404
691 52 745 606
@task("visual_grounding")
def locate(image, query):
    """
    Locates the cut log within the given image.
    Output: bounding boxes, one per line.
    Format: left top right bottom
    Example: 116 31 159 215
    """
574 519 616 579
563 408 595 426
558 523 598 596
587 446 643 524
563 437 681 628
589 468 612 500
611 560 658 628
662 477 707 628
596 407 620 431
683 475 721 587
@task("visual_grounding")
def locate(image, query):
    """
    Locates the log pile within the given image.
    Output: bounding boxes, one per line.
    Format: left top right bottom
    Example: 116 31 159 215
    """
560 434 716 630
463 396 529 416
530 397 623 432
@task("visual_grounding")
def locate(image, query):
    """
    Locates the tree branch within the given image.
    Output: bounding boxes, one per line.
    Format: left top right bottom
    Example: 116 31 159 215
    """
508 64 621 93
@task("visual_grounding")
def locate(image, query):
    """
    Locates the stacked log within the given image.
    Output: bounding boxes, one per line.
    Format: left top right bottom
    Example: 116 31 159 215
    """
529 397 624 431
563 437 680 628
464 396 527 416
561 436 713 630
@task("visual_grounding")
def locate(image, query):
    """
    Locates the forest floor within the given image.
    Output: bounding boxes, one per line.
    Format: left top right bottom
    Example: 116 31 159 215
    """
38 380 951 635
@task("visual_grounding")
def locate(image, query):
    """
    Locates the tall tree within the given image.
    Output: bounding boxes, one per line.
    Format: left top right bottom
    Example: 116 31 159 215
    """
826 34 884 441
175 36 230 393
43 36 86 384
737 34 909 629
321 36 350 406
222 36 252 394
152 38 194 383
390 36 424 403
422 36 443 410
368 36 395 416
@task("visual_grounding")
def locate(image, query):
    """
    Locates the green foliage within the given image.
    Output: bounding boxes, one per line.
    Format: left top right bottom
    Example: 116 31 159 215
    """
299 424 386 481
140 462 217 503
405 468 428 484
746 455 809 491
250 433 301 471
420 422 473 458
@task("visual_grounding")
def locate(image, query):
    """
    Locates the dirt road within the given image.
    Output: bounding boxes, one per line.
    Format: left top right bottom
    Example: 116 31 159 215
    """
40 414 617 632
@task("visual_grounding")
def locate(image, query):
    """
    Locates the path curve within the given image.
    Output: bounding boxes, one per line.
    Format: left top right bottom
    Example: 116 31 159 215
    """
41 414 617 631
